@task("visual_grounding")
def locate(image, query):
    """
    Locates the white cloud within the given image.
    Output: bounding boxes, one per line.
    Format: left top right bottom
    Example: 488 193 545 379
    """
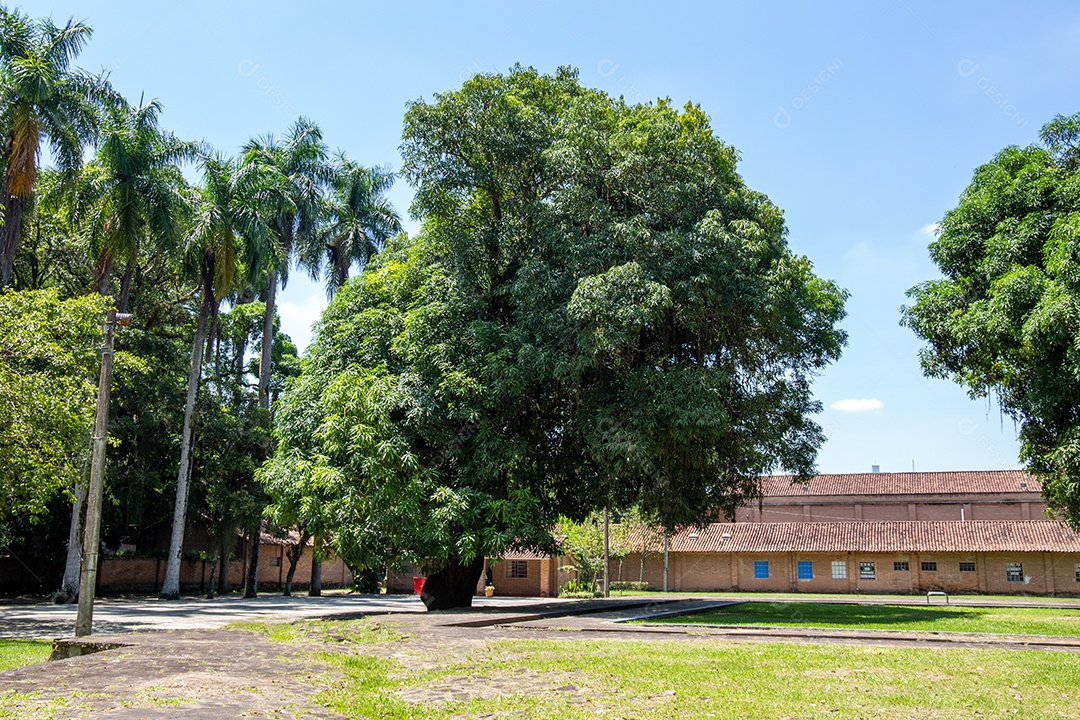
829 398 884 413
919 223 941 239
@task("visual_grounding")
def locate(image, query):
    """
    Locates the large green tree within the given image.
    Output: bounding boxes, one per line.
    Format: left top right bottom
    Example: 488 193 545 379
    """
0 288 109 542
904 112 1080 527
264 67 847 609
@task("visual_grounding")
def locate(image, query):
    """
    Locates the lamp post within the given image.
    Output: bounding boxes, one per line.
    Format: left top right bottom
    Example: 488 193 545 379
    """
75 309 131 637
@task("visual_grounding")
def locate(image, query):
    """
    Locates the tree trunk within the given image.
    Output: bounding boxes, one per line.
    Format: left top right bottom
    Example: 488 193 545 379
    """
206 549 218 599
91 250 113 296
258 269 277 411
282 531 310 597
160 284 212 599
244 524 260 598
59 481 88 600
117 258 136 313
420 556 485 611
217 539 229 594
309 534 322 597
0 193 27 288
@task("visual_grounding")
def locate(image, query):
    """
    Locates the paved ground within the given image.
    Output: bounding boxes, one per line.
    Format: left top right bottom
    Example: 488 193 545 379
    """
3 594 1080 718
0 592 567 638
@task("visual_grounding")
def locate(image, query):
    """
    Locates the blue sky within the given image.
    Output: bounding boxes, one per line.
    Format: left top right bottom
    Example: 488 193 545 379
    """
25 1 1080 474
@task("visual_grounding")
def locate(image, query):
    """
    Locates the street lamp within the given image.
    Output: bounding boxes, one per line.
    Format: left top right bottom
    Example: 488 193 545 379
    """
74 309 131 637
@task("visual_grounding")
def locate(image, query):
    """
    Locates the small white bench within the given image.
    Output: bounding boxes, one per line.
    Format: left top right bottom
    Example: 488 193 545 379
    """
926 591 949 605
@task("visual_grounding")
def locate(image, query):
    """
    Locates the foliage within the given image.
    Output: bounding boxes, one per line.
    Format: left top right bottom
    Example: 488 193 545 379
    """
0 288 109 536
903 112 1080 526
265 67 846 587
0 5 115 286
556 510 649 590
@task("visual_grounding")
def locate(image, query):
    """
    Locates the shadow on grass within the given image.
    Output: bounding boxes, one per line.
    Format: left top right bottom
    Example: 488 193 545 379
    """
687 602 983 628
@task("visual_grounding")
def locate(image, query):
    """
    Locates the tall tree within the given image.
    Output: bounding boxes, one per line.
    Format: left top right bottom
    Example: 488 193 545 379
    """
264 67 847 609
302 153 401 295
160 154 240 599
274 153 399 594
904 112 1080 527
70 96 195 308
58 95 194 597
0 7 109 286
234 118 327 598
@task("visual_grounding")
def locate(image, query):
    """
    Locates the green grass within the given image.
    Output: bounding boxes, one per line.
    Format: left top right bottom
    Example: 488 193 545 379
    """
645 601 1080 635
0 640 50 673
239 617 1080 719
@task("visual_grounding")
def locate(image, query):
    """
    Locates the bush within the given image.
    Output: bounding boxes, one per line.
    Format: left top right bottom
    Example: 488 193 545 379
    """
610 581 648 591
558 578 602 598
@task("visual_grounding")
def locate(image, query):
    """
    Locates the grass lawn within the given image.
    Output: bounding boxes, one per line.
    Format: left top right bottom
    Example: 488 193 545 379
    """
645 601 1080 635
248 618 1080 719
0 640 50 672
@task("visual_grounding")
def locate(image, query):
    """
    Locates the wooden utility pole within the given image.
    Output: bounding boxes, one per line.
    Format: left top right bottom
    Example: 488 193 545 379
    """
75 310 130 637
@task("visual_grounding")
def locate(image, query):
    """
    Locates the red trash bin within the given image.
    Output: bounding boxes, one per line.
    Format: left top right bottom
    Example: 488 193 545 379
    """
413 576 426 595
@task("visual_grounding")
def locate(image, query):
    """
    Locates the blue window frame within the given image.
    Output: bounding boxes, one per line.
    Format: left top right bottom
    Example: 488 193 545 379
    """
754 561 769 579
797 561 813 580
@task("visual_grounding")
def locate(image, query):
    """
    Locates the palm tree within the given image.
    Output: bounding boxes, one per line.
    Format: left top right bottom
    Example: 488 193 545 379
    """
160 153 241 600
70 96 196 309
236 117 328 411
58 96 195 598
0 7 112 287
234 117 329 597
301 153 400 296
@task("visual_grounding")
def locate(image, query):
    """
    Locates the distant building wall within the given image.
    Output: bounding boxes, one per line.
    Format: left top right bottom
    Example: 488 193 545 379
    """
616 551 1080 596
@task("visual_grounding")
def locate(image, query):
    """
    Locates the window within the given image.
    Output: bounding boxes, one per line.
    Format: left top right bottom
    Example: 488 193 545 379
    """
859 562 876 580
921 561 937 572
1006 563 1024 583
959 562 976 573
894 561 910 572
831 561 847 580
507 560 528 579
1075 564 1080 582
268 556 281 567
797 561 813 580
754 561 769 579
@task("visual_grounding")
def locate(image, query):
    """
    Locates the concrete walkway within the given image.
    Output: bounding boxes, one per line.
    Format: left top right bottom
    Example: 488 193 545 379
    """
0 593 572 638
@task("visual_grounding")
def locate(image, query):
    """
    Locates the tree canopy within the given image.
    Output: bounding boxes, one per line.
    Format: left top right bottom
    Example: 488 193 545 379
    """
904 112 1080 527
0 288 109 537
263 66 847 606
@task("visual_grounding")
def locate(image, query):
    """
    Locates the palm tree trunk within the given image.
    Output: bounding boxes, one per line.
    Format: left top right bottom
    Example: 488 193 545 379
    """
160 281 212 599
91 250 113 295
0 193 27 288
258 268 277 411
117 258 137 313
59 481 88 600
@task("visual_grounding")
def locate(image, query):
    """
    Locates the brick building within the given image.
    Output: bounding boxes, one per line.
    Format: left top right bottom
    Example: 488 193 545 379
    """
619 470 1080 596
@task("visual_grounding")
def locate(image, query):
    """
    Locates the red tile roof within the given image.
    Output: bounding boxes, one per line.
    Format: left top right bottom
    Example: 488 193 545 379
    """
636 521 1080 554
760 470 1038 497
258 526 315 547
500 549 550 561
